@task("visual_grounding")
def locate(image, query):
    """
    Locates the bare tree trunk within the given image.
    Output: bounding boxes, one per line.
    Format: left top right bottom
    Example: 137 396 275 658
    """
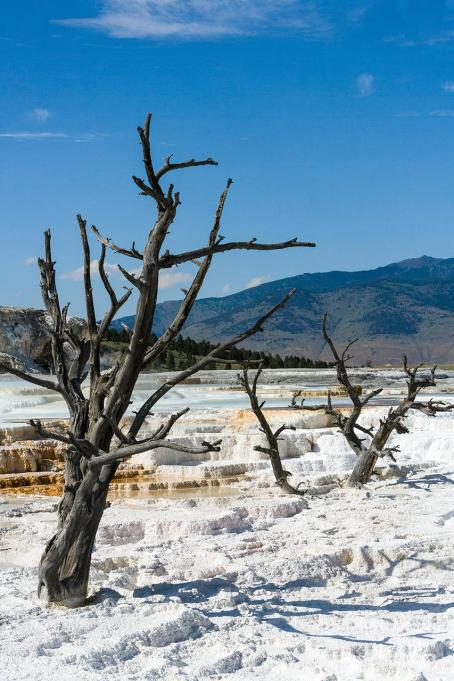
346 361 453 486
347 450 378 486
240 364 305 495
299 317 454 488
38 493 106 606
0 113 314 606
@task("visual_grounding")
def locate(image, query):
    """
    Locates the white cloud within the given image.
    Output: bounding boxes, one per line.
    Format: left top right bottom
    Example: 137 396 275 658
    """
60 260 117 281
54 0 335 40
383 33 416 47
60 259 191 289
394 111 420 118
159 270 192 289
0 132 68 140
31 108 51 123
356 73 374 97
245 276 266 289
442 81 454 92
0 131 104 142
24 256 37 265
222 283 231 294
348 3 374 25
430 109 454 118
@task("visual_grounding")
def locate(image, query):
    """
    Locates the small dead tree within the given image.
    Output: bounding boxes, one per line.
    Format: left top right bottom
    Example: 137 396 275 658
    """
0 114 314 606
292 314 453 487
240 363 305 495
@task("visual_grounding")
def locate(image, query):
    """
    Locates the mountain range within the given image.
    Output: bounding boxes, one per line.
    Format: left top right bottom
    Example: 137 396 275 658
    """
111 256 454 365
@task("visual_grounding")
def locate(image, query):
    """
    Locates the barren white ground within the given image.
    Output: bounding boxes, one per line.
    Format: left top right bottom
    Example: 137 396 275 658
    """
1 370 454 680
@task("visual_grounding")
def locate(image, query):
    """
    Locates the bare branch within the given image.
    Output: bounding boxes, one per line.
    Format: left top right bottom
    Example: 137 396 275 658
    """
99 414 133 445
117 264 144 290
132 175 168 208
91 225 143 261
159 237 315 268
0 363 61 393
98 244 116 306
146 407 190 441
321 314 370 454
274 424 296 439
97 245 132 339
77 214 97 337
290 390 329 411
323 314 362 406
120 321 133 337
348 356 451 486
212 356 261 368
88 437 222 470
91 231 315 267
30 419 71 444
239 362 305 495
137 113 160 192
410 399 454 416
129 289 297 440
361 388 383 405
143 179 233 366
156 155 218 181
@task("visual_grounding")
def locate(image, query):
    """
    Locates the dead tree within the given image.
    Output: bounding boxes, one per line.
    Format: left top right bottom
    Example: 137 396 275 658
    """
292 314 453 487
0 114 314 606
240 363 305 495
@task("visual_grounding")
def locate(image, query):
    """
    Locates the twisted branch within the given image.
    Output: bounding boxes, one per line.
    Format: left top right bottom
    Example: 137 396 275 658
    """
240 362 305 495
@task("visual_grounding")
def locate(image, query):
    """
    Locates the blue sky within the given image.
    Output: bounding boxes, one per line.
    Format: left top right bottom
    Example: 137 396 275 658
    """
2 1 454 316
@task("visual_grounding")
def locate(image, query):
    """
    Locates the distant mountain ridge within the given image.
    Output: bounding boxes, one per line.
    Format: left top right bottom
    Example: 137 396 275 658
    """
112 256 454 365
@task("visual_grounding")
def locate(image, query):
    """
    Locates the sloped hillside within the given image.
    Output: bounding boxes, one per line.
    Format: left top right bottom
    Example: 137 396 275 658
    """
113 256 454 364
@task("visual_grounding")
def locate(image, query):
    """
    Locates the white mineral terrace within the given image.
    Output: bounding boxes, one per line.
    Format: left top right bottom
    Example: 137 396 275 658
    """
1 368 454 680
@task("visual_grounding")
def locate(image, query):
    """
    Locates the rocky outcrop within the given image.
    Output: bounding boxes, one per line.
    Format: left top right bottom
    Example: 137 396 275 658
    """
0 439 67 474
0 307 52 371
0 419 71 446
0 443 41 474
0 306 87 373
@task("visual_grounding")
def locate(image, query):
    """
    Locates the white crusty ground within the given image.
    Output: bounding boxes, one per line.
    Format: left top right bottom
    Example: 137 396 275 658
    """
1 410 454 681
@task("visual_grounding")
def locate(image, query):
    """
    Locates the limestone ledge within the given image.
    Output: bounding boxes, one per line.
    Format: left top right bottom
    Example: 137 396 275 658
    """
6 406 437 495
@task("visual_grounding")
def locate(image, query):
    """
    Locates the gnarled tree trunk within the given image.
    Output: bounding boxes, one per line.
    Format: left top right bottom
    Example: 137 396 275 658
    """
0 114 315 605
240 363 305 495
293 316 453 488
38 462 114 605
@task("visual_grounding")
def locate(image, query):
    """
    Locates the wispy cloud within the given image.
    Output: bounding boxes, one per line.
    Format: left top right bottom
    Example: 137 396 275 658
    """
0 132 68 140
347 2 375 25
54 1 373 41
0 131 104 142
442 81 454 93
245 276 267 289
60 259 191 289
430 109 454 118
24 256 37 265
385 28 454 49
356 73 374 97
384 34 416 48
424 30 454 47
395 109 454 120
60 260 118 281
60 260 117 281
160 270 192 289
30 108 51 123
222 283 231 294
394 110 420 118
